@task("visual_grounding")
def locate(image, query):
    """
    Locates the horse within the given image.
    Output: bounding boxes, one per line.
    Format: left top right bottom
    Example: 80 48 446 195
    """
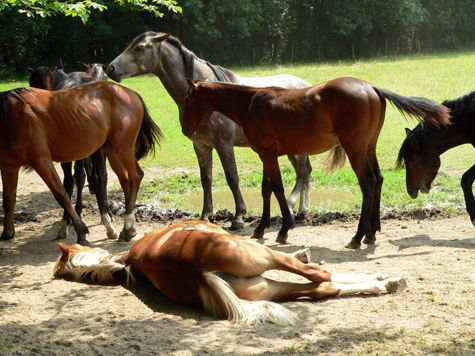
106 31 313 230
397 90 474 227
182 79 451 249
0 82 163 245
28 66 115 240
53 220 407 324
68 62 108 81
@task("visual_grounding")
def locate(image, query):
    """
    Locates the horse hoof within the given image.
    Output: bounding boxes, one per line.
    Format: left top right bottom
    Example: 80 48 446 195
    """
107 231 119 240
363 236 376 244
345 239 361 250
385 277 407 293
276 234 288 244
0 233 14 241
293 248 311 263
251 231 264 239
119 228 136 242
229 220 244 231
77 239 91 247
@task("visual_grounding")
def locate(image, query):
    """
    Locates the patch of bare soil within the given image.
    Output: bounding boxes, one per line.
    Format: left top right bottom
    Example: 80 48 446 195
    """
0 169 474 355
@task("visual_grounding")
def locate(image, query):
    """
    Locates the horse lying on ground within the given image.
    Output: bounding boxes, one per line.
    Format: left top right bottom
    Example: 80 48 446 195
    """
28 66 115 240
182 78 450 249
398 90 475 227
0 82 162 245
54 220 407 324
107 31 313 230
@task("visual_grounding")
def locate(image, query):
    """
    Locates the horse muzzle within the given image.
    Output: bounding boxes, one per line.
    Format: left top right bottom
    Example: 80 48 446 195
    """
106 65 123 82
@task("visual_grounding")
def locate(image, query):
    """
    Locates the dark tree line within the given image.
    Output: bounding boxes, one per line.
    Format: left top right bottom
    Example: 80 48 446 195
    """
1 0 474 75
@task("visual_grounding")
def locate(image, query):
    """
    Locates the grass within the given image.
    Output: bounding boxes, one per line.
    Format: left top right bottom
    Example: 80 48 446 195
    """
1 51 474 216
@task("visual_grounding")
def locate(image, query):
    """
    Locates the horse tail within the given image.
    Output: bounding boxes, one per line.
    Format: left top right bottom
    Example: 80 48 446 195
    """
199 271 297 325
322 144 346 172
53 245 135 285
373 86 451 127
135 95 164 160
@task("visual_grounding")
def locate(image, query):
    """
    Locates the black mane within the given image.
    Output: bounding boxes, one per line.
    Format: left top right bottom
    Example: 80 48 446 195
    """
29 67 93 90
442 90 475 123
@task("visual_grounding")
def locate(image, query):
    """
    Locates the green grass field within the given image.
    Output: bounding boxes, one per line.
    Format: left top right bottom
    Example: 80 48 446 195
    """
1 51 474 216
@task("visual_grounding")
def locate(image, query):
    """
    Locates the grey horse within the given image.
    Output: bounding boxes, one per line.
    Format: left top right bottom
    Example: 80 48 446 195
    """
107 31 313 230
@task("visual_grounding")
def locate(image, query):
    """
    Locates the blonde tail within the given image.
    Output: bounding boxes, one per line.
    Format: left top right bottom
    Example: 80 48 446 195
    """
199 272 297 325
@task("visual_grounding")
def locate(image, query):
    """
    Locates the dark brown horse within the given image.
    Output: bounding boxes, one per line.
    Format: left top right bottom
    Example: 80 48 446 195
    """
54 220 406 324
397 90 474 227
0 82 163 245
28 66 115 239
182 78 450 249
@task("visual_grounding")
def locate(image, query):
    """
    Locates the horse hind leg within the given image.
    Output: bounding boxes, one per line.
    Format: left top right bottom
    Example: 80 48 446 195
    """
104 147 143 242
363 154 383 245
215 143 246 230
286 155 312 216
91 150 117 240
0 165 19 241
57 162 74 239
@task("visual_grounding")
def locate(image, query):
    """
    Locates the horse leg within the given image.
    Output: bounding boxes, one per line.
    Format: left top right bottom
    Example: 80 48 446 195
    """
104 147 143 242
91 150 117 240
461 163 475 227
251 170 272 239
215 142 246 230
260 155 295 244
344 153 377 249
0 165 19 240
32 158 90 245
73 160 86 217
193 142 213 222
57 162 74 239
83 156 95 194
363 154 383 245
286 155 312 216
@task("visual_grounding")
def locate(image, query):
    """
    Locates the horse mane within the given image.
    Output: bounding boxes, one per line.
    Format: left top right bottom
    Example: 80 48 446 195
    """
165 35 238 83
442 90 475 123
0 88 30 120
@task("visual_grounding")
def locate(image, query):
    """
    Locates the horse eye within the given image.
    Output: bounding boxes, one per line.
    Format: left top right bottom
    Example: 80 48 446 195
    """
135 45 144 51
146 44 153 49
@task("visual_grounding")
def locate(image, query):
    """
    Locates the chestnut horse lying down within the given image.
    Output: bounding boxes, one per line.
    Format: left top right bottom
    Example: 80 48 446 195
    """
54 220 407 324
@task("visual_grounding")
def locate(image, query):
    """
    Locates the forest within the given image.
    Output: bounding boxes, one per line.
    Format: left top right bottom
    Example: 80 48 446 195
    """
0 0 474 74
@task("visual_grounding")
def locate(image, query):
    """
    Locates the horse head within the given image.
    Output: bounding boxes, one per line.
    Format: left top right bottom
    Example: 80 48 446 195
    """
182 79 215 137
397 125 441 198
107 31 169 82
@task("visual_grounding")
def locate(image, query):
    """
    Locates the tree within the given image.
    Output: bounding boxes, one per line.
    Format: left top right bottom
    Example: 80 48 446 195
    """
0 0 181 23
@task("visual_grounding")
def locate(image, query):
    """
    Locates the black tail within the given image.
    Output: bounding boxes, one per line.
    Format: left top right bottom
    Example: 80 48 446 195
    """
373 86 451 127
135 95 164 160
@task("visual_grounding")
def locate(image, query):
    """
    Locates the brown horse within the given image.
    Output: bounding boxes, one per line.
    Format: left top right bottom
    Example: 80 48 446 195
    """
397 90 474 227
182 78 450 249
54 220 406 324
0 82 163 245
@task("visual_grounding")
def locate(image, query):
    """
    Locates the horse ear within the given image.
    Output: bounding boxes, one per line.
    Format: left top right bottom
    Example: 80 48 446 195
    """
49 66 57 73
27 67 35 73
186 78 197 90
56 242 70 261
153 33 170 43
405 128 411 136
77 61 88 69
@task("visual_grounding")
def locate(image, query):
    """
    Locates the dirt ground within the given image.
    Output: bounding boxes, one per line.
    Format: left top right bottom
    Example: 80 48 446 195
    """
0 168 474 355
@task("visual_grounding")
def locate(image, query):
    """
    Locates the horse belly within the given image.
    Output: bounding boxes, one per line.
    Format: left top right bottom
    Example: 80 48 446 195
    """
49 130 107 162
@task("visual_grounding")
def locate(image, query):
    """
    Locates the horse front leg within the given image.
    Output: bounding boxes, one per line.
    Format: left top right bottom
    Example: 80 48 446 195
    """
345 155 377 249
286 155 312 216
461 163 475 227
193 142 213 222
33 158 90 245
251 172 272 239
215 142 246 230
0 165 19 241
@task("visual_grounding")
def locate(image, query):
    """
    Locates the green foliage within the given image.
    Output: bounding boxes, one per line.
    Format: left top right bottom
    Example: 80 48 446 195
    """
2 0 181 23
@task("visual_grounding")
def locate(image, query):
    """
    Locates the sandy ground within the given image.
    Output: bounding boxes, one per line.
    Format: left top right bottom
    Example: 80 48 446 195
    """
0 168 474 355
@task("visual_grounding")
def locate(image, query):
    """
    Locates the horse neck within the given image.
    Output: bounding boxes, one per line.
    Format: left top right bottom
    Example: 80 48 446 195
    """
424 123 469 155
155 41 222 108
202 85 256 127
50 70 70 89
